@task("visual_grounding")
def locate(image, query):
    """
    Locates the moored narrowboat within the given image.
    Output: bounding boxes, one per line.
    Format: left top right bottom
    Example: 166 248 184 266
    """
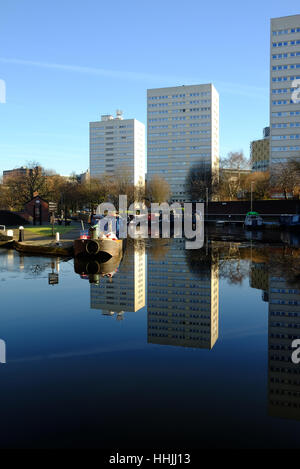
74 226 123 259
279 214 300 230
0 226 14 247
244 212 264 229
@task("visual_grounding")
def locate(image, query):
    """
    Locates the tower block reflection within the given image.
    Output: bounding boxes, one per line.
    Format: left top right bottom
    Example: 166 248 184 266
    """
90 243 146 317
268 270 300 420
147 239 219 349
249 258 300 420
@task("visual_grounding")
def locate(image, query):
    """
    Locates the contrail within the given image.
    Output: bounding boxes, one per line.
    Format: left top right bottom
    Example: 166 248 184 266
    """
0 57 268 98
0 57 178 83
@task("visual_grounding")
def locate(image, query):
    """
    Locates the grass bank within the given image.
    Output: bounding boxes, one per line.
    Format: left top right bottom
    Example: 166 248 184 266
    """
24 226 75 237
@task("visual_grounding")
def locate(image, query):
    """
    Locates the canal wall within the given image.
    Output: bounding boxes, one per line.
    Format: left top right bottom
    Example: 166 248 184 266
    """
207 200 300 216
0 210 29 226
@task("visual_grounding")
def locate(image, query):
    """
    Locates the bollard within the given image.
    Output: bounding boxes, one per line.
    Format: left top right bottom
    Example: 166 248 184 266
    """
18 226 24 242
55 232 60 245
89 226 98 240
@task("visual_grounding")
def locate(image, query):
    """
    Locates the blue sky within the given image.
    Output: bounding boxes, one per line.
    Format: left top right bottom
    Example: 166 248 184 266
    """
0 1 298 176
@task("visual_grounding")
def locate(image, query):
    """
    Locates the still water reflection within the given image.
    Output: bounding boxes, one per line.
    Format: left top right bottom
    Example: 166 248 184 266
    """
1 237 300 448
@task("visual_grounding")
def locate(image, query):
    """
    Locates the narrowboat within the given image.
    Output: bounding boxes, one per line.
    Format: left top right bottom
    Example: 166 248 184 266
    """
0 226 14 247
279 214 300 230
74 226 123 259
244 212 264 229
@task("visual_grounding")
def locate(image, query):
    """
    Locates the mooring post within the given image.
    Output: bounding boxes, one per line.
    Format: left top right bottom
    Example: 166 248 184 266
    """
0 339 6 364
18 226 24 242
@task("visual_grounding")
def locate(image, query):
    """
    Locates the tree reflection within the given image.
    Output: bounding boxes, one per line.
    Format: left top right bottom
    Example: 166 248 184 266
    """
185 242 300 288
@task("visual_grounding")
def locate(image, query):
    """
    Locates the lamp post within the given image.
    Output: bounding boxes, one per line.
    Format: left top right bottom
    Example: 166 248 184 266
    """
250 181 254 212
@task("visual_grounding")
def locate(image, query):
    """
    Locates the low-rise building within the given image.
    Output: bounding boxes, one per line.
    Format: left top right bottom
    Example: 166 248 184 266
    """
79 169 90 184
250 127 270 172
3 166 43 184
3 166 29 184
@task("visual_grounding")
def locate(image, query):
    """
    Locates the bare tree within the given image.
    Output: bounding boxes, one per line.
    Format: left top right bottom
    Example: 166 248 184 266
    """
4 162 48 209
271 160 300 199
146 175 170 204
216 151 250 200
23 162 48 199
0 183 13 210
185 163 216 201
245 171 271 200
221 151 249 172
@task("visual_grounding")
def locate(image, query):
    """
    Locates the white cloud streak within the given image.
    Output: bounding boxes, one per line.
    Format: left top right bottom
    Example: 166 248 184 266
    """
0 57 268 99
0 56 174 83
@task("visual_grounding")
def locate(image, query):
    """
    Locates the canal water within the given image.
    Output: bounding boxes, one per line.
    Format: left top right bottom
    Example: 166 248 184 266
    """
0 237 300 448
